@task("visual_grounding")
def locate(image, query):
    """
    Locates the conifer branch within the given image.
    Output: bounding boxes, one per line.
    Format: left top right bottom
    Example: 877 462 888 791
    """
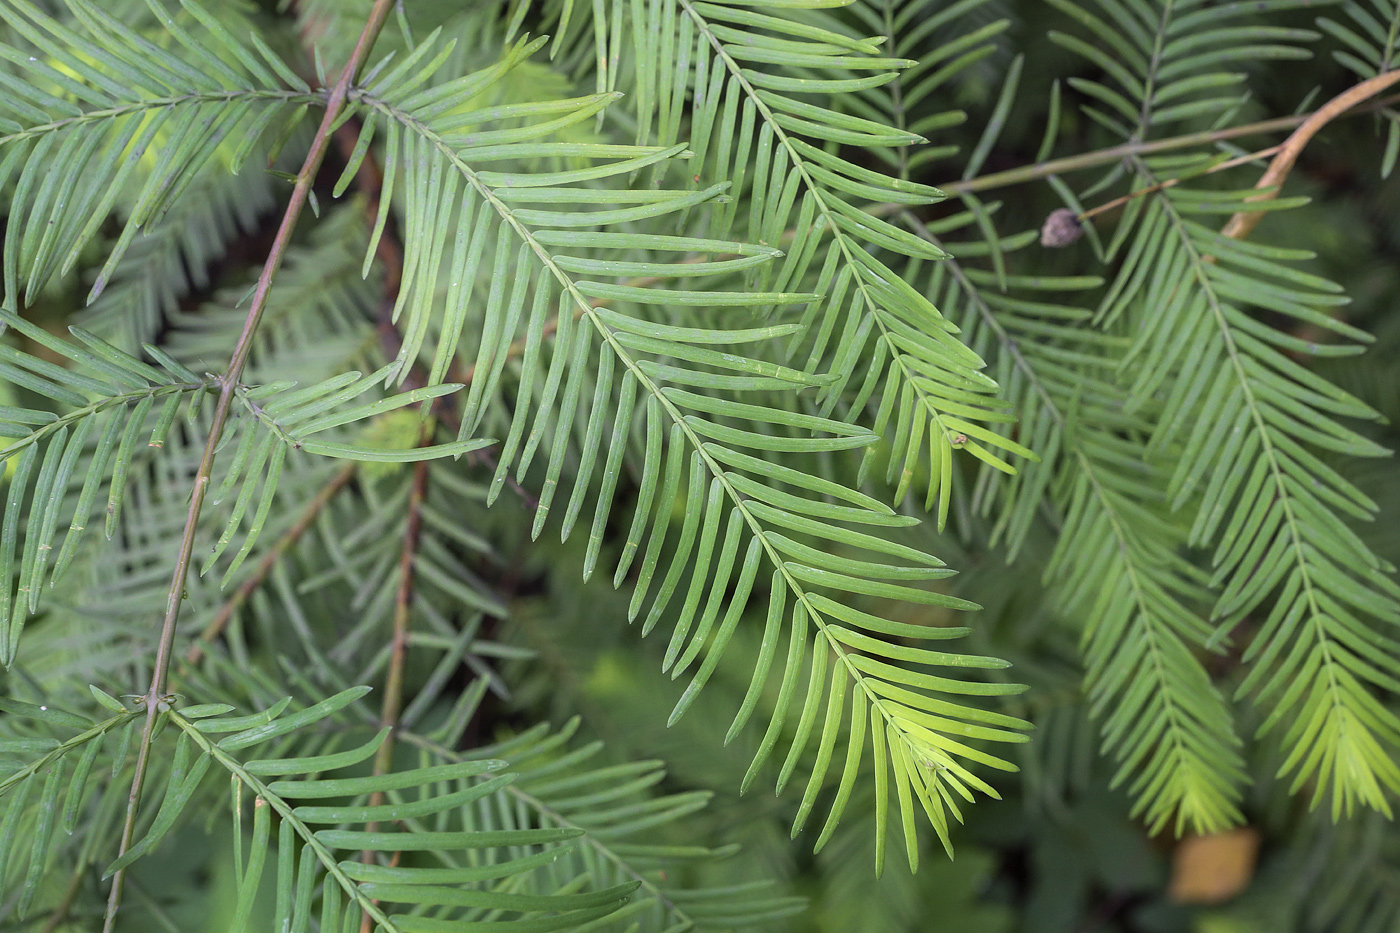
3 2 1395 920
398 730 702 927
184 113 404 671
449 89 1400 386
103 2 396 926
1051 71 1400 245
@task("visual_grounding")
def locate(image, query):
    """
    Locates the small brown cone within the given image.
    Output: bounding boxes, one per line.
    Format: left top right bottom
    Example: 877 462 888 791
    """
1040 207 1084 247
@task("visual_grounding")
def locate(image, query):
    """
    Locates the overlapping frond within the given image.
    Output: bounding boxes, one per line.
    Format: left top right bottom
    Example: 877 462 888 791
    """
0 686 669 931
830 0 1250 832
897 210 1247 834
1047 0 1316 148
0 310 212 664
200 367 485 588
1111 188 1400 815
1281 813 1400 933
684 0 1035 516
0 0 318 310
334 32 1030 863
529 0 1033 519
31 426 278 688
159 689 649 933
4 658 802 931
284 458 510 693
403 718 808 930
0 693 139 920
1 210 375 685
847 0 1009 179
1057 0 1400 816
0 308 482 670
32 419 362 692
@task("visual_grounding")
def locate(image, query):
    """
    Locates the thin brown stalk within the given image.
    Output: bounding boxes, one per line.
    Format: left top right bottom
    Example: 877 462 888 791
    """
1222 70 1400 240
378 449 430 743
1194 70 1400 359
184 113 417 671
183 461 358 665
320 120 438 925
1077 144 1284 224
357 436 432 933
939 92 1400 199
40 862 86 933
102 3 396 927
182 125 402 670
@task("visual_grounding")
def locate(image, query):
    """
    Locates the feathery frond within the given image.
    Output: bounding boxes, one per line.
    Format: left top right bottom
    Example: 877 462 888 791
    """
0 0 317 309
336 27 1031 863
1055 0 1400 816
402 717 808 931
0 310 212 664
836 0 1251 832
534 0 1036 520
898 208 1247 834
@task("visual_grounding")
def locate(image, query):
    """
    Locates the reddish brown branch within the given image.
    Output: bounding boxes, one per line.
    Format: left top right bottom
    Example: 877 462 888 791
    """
357 432 432 933
381 448 431 738
329 112 443 933
184 461 358 664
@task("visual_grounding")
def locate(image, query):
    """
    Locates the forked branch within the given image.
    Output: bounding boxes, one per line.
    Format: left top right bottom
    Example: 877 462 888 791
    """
1221 69 1400 240
1045 71 1400 247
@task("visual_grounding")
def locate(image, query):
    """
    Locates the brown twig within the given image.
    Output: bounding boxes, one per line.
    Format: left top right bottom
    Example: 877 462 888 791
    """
152 70 1400 922
939 91 1400 200
1077 144 1285 225
379 447 430 746
181 105 418 656
183 461 358 665
39 862 87 933
356 430 432 933
327 104 459 933
102 3 396 928
1203 72 1400 360
1221 69 1400 241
